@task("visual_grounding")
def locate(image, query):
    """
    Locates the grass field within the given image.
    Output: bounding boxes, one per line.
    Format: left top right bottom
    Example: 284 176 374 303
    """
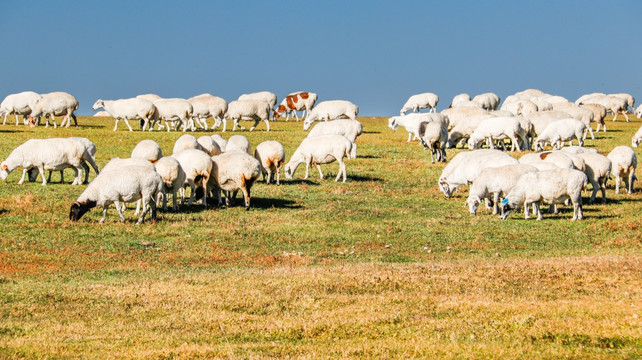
0 114 641 359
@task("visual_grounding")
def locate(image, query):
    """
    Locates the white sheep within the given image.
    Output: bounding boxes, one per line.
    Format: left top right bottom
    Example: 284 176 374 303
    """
438 149 518 198
451 93 470 107
632 125 642 148
92 98 157 131
131 140 163 163
151 98 194 132
172 134 202 154
578 95 629 122
28 92 78 128
1 138 98 186
533 118 586 150
466 164 538 215
451 100 484 109
225 135 251 154
307 119 363 144
196 136 222 156
388 113 444 143
69 165 164 224
609 93 635 112
238 91 277 114
284 135 355 182
154 156 187 211
574 152 611 203
93 111 112 117
400 93 439 115
222 99 271 132
440 106 487 130
28 137 100 184
500 168 588 221
136 94 162 102
171 149 213 207
528 98 553 111
559 146 598 155
209 151 262 209
274 91 318 121
471 93 500 110
418 121 448 163
467 116 527 151
607 146 637 195
579 103 607 132
253 141 286 185
446 114 494 148
0 91 41 125
636 104 642 118
519 151 576 170
187 93 228 130
500 99 538 116
101 157 156 215
303 100 359 130
553 103 596 139
211 134 228 151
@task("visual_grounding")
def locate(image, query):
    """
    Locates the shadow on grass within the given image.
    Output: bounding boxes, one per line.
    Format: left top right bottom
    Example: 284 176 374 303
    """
350 174 384 182
0 129 22 133
0 209 7 215
358 155 379 159
278 179 321 186
363 131 381 134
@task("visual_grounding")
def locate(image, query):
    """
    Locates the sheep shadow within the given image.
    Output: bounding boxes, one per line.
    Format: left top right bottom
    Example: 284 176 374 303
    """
278 179 321 186
247 197 301 210
0 209 7 215
357 155 379 159
350 174 384 182
363 131 381 134
0 130 21 133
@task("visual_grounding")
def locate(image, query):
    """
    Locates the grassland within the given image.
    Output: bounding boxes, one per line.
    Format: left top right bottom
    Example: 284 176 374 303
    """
0 115 640 359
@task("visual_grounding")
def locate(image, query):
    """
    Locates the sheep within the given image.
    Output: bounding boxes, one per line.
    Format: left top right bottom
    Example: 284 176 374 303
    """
92 98 156 131
308 119 363 143
69 165 164 224
208 151 261 209
451 93 470 107
440 106 487 130
466 164 538 215
171 149 213 207
238 91 277 115
519 151 576 170
471 93 500 110
225 135 251 154
253 140 286 185
636 104 642 118
541 95 571 105
529 98 553 111
490 110 515 117
0 91 41 125
451 100 484 109
211 134 228 151
553 103 596 139
574 152 611 203
274 91 318 121
136 94 162 102
131 140 163 163
579 103 607 132
196 136 222 156
446 114 494 148
559 146 598 155
533 118 586 151
438 149 518 198
154 156 187 211
93 111 112 117
172 134 202 154
578 95 629 122
418 121 448 163
102 157 155 173
1 138 98 186
388 113 443 142
500 100 538 116
27 92 78 128
467 117 527 151
514 89 545 98
609 93 635 112
632 125 642 148
29 137 100 184
400 93 439 114
302 100 359 130
607 146 637 195
221 99 271 132
187 93 228 130
284 135 355 183
151 98 194 132
500 168 588 221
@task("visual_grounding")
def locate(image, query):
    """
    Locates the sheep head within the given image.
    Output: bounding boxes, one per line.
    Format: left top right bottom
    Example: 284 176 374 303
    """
69 200 97 222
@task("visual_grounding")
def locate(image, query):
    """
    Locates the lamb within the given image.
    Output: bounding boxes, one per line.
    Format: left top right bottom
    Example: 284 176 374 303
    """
1 138 98 186
225 135 251 154
196 136 222 156
222 99 271 132
467 116 527 152
208 151 261 209
187 93 228 130
471 93 500 110
400 93 439 114
574 152 611 203
440 106 487 130
607 146 637 195
0 91 41 125
438 149 518 198
500 168 588 221
284 135 356 183
418 121 448 163
69 165 164 224
172 134 202 154
211 135 228 151
466 164 538 215
27 92 79 128
307 119 363 143
302 100 359 130
151 98 194 132
171 149 213 207
533 118 586 151
154 156 187 211
92 98 156 131
238 91 277 116
254 141 286 185
274 91 318 121
451 93 470 107
131 140 163 163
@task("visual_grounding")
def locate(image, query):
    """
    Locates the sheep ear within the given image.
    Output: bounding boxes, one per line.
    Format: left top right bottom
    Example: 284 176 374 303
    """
1 165 7 170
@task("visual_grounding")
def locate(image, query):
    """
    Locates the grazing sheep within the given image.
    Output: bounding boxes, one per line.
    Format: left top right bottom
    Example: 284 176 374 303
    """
0 91 41 125
28 137 99 184
500 100 538 116
388 113 443 142
574 152 611 203
187 93 228 130
451 93 471 107
578 95 629 122
533 118 586 151
285 135 355 182
559 146 598 155
440 106 487 130
418 121 448 163
1 138 98 186
467 117 527 151
69 165 164 224
580 103 607 132
438 149 518 198
500 168 588 221
636 104 642 118
136 94 162 102
131 140 163 163
196 136 222 156
154 156 187 211
171 149 213 207
222 99 271 132
400 93 439 114
254 141 286 185
466 164 538 215
209 151 262 209
92 98 157 131
211 134 228 151
238 91 277 115
607 146 637 194
553 103 596 139
471 93 500 110
172 134 202 154
151 98 194 132
303 100 359 130
446 114 494 148
307 119 363 143
609 93 635 112
632 125 642 147
274 91 318 121
28 92 79 128
225 135 251 154
519 151 575 170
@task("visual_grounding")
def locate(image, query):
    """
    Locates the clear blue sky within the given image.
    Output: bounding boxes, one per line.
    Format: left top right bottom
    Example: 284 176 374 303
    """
2 1 641 116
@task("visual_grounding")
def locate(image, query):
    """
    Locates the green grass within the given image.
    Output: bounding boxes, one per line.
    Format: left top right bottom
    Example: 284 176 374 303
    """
0 115 641 359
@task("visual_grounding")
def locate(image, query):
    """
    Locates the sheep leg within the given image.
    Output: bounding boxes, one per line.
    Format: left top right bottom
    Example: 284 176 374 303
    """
587 126 595 140
535 203 543 221
37 167 47 186
18 168 29 184
627 172 635 194
615 174 622 194
573 200 583 221
3 113 8 125
276 165 281 185
266 169 272 184
524 202 530 220
588 178 599 204
134 200 141 216
316 164 324 180
222 118 228 132
100 204 110 224
249 119 260 131
492 192 500 215
304 161 310 179
600 179 607 203
137 196 153 224
240 180 251 210
71 166 83 185
407 132 412 142
187 179 195 206
123 118 134 132
263 118 270 131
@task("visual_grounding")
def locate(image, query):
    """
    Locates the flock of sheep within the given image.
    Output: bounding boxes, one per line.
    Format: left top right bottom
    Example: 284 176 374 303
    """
390 89 641 221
